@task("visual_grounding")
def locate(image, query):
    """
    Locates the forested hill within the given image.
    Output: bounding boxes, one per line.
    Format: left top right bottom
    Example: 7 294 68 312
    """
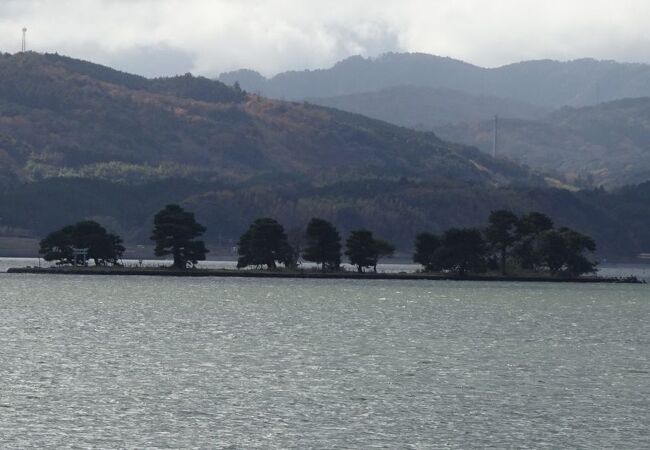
0 52 533 188
434 97 650 188
219 53 650 108
0 52 649 258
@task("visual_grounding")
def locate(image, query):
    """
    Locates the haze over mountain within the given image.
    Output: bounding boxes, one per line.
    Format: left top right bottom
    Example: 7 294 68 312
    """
219 52 650 188
315 85 650 187
434 98 650 188
0 52 649 257
219 53 650 108
310 86 549 128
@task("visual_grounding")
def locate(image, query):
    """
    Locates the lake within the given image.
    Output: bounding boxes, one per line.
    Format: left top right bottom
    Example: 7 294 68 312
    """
0 264 648 448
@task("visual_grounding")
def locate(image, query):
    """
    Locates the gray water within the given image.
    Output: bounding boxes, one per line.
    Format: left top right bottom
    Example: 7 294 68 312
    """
0 273 648 448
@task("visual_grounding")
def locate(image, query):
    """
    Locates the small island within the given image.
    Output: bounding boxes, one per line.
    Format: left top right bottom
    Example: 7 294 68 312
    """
7 205 646 284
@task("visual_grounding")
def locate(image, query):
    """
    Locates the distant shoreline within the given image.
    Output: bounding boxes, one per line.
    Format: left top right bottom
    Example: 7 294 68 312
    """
6 267 645 284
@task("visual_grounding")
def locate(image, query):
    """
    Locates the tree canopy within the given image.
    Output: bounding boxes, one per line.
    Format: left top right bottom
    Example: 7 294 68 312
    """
512 212 555 270
413 233 442 272
485 209 520 275
345 230 395 273
150 204 208 269
39 220 124 266
539 227 597 276
413 210 598 277
372 239 396 272
345 230 376 273
433 228 487 276
237 218 293 269
302 218 342 271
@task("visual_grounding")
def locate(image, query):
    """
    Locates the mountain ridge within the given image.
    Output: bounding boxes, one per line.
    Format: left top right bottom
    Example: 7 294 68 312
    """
219 52 650 187
219 52 650 107
308 85 549 128
434 97 650 187
0 51 534 188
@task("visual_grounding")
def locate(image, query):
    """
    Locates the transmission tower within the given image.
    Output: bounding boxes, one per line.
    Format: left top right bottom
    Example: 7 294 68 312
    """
21 27 27 52
492 114 499 158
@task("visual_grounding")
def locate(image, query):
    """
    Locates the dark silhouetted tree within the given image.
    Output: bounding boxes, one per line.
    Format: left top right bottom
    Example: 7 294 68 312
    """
519 212 554 235
39 221 124 266
39 226 75 265
413 232 441 272
564 229 598 277
539 229 568 275
433 228 487 276
72 220 125 266
345 230 394 273
303 218 342 271
539 227 597 276
485 210 520 275
372 238 395 272
345 230 376 273
237 218 293 269
561 227 598 276
513 212 554 270
151 204 208 269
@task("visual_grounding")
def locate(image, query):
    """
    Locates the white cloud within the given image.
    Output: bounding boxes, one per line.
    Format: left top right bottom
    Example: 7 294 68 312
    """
1 0 650 77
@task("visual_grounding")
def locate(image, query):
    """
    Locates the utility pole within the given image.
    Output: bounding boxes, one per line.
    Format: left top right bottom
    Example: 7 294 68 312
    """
21 27 27 52
492 114 499 158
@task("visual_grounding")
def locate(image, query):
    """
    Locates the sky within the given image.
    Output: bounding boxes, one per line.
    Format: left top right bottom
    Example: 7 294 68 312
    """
1 0 650 78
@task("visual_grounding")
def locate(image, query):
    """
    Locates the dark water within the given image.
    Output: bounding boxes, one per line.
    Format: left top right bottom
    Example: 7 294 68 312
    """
0 272 648 448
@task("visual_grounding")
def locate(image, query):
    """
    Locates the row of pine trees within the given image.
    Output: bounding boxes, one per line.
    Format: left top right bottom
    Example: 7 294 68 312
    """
39 204 598 276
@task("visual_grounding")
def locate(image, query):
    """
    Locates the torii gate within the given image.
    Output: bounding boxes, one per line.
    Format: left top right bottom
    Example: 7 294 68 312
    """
72 248 89 266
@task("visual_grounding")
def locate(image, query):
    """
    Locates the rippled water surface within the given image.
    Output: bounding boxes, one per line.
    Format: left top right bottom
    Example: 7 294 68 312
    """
0 272 648 448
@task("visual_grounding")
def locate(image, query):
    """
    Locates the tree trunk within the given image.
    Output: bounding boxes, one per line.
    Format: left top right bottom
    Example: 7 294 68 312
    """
173 250 184 269
500 247 507 275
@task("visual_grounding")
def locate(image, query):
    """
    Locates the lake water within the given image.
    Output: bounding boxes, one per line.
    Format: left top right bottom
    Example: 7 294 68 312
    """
0 264 648 448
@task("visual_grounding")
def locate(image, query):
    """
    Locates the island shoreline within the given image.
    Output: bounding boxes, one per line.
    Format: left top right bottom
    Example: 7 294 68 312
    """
6 267 645 283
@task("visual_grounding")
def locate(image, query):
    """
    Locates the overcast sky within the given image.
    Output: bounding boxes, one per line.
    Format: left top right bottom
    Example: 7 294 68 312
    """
1 0 649 78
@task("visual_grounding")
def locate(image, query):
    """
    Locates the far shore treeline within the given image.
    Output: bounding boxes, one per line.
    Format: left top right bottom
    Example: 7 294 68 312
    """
39 204 599 277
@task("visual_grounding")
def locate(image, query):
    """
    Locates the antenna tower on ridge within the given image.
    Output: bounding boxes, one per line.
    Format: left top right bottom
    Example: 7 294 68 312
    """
492 114 499 158
21 27 27 52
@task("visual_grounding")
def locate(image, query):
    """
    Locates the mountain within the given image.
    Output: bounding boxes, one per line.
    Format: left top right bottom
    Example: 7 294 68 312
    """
0 52 648 257
220 53 650 188
434 97 650 187
219 53 650 108
309 86 548 129
0 52 534 188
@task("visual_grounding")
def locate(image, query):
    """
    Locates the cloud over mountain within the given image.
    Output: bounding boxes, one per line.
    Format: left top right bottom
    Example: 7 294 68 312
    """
2 0 650 77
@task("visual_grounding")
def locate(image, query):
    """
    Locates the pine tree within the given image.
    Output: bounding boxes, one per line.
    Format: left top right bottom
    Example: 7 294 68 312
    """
151 204 208 269
303 218 342 271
